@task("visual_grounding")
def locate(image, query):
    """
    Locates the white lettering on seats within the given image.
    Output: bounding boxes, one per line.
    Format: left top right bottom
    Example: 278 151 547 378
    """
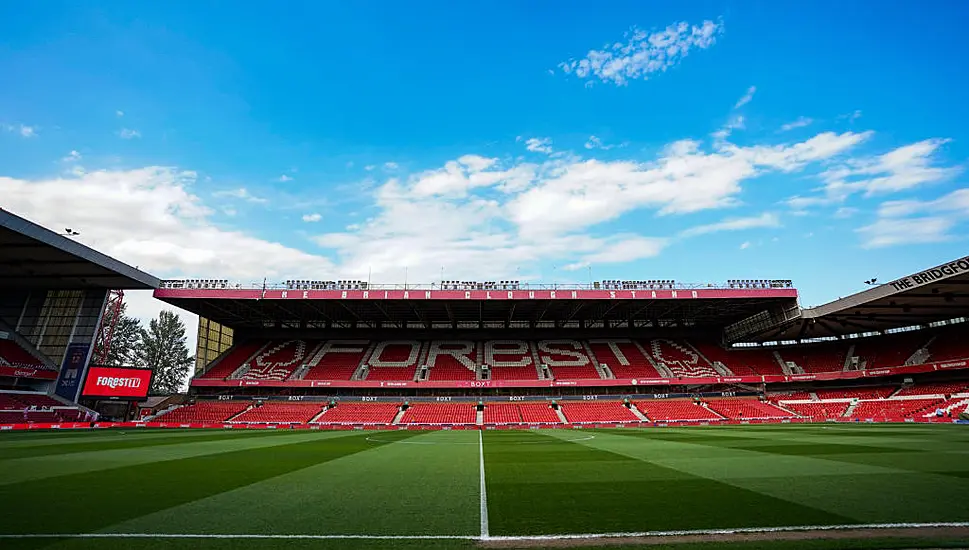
369 341 420 368
537 340 590 367
426 341 476 370
484 340 532 368
307 340 367 367
588 339 630 366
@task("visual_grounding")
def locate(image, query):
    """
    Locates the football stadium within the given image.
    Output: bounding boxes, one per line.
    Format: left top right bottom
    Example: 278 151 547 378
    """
1 208 968 550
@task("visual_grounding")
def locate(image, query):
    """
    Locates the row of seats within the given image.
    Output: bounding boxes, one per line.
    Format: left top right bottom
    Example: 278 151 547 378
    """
199 332 969 383
0 340 48 369
0 392 62 410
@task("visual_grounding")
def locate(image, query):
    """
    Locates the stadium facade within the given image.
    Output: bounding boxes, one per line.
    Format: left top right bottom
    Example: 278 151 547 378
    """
0 205 967 429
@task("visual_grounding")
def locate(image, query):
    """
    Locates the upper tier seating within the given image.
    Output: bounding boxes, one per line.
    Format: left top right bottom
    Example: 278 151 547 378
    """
364 341 420 381
851 331 926 369
314 402 400 424
155 402 250 423
241 340 318 381
588 340 662 378
635 400 723 421
231 402 325 423
537 340 600 380
814 387 896 400
645 339 721 377
484 340 539 380
0 339 46 368
926 329 969 362
777 343 847 374
894 382 969 397
784 401 848 419
304 341 369 380
199 341 264 380
691 343 783 376
399 403 475 424
560 401 638 423
425 341 477 381
706 399 795 419
849 398 946 420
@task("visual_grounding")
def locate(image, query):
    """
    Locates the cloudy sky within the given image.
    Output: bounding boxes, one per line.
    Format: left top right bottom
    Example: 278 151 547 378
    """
1 1 967 350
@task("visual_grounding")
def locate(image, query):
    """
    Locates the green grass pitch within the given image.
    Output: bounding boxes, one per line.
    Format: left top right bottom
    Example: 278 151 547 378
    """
1 424 968 550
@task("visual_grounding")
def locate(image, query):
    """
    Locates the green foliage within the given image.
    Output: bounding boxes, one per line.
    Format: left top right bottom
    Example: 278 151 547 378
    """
137 310 194 394
94 302 142 366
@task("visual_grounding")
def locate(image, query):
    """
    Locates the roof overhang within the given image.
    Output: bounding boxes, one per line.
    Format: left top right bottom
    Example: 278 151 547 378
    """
0 209 161 290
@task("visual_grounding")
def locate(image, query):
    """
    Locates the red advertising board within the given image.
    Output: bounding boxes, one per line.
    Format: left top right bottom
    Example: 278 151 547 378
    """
81 366 153 399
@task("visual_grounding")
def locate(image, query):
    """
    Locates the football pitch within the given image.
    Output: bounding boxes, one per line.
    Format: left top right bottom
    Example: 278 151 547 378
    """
1 425 968 550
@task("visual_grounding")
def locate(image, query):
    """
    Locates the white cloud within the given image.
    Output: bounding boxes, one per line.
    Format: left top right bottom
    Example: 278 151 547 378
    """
857 216 954 248
818 138 958 201
302 213 322 222
119 128 141 139
739 241 751 250
711 115 745 141
584 135 617 150
833 206 858 219
877 187 969 218
838 110 862 122
679 212 780 237
213 187 268 203
558 19 724 86
0 168 336 282
525 137 553 154
116 110 125 118
780 117 813 132
2 123 37 138
384 162 399 170
62 150 82 162
364 165 376 171
734 86 756 109
278 174 293 182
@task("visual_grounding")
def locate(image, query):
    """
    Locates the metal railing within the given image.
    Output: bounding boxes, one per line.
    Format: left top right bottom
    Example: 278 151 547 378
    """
159 279 795 292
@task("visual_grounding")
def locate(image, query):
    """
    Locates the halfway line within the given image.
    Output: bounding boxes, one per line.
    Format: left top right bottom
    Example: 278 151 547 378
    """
479 429 490 538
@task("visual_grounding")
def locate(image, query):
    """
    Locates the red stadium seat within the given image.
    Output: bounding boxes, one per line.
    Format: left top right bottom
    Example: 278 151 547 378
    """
588 340 662 378
634 400 723 422
155 402 250 423
559 401 638 423
230 402 325 423
314 402 400 425
399 403 475 424
304 340 369 380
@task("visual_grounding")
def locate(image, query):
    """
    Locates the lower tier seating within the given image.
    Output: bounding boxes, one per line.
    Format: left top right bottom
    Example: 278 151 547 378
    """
560 401 638 423
706 399 795 419
314 402 400 424
399 403 475 424
849 398 946 420
155 402 250 423
231 402 325 423
784 401 849 419
635 400 722 421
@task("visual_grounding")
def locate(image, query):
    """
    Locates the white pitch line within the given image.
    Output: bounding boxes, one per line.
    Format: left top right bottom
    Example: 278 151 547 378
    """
479 429 490 539
1 522 967 541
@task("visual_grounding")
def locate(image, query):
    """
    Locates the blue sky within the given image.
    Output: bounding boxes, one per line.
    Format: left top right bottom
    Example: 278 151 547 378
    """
1 1 968 333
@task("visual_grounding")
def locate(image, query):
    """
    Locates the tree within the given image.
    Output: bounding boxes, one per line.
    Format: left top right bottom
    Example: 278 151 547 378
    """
137 310 194 394
94 302 142 367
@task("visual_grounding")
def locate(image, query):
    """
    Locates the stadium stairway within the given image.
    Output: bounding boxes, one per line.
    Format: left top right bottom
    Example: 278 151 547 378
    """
555 407 568 424
628 403 649 421
392 408 406 425
476 409 483 426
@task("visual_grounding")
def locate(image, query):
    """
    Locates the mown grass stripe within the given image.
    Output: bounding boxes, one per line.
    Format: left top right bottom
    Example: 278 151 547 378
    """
0 431 420 535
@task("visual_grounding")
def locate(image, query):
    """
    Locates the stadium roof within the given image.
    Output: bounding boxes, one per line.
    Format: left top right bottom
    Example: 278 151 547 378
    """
0 209 160 290
744 254 969 341
153 286 798 330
